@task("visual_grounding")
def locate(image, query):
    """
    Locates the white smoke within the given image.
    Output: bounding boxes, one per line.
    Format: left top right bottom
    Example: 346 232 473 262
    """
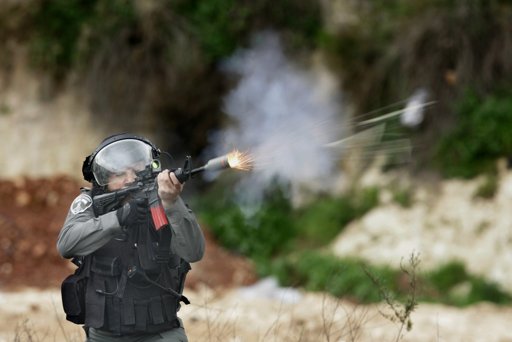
210 32 346 206
401 88 429 128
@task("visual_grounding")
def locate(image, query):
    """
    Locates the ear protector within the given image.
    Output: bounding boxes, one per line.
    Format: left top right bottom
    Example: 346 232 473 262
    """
82 133 161 183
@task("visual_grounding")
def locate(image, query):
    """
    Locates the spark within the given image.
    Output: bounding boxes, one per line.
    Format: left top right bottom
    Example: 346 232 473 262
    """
227 149 254 171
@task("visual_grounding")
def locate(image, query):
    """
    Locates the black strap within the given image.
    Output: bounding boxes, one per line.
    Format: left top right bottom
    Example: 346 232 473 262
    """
127 265 190 305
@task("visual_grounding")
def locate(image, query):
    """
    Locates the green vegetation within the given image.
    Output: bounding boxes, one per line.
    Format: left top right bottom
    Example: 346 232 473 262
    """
172 0 251 60
269 251 512 306
198 184 512 307
474 173 499 199
173 0 323 60
29 0 136 78
295 187 379 248
8 0 512 178
199 183 297 265
14 0 324 155
3 0 511 175
270 251 398 303
0 103 11 116
29 0 97 76
323 0 512 110
424 261 512 306
321 0 512 173
435 88 512 178
393 189 413 208
198 183 380 269
24 0 323 77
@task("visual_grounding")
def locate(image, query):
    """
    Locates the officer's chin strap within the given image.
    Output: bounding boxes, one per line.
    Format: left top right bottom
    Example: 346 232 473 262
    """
127 266 190 305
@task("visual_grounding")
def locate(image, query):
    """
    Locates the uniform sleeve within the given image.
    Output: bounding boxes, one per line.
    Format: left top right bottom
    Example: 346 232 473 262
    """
57 192 123 258
165 197 205 263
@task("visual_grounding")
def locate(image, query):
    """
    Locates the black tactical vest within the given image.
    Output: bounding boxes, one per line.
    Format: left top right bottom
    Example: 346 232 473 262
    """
84 216 191 335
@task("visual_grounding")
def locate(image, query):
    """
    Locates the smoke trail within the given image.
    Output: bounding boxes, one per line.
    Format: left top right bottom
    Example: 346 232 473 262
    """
210 31 346 206
401 88 429 128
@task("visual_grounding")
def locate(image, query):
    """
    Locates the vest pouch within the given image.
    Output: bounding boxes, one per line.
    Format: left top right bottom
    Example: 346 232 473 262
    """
61 273 87 324
91 256 121 276
137 243 160 273
85 275 107 328
134 299 148 331
162 294 178 323
127 265 149 285
149 296 165 324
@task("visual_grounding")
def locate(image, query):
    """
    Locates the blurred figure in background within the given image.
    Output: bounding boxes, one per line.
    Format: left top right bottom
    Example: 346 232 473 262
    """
57 133 204 342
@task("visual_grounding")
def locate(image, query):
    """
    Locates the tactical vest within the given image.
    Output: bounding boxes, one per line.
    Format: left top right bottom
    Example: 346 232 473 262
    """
84 216 191 335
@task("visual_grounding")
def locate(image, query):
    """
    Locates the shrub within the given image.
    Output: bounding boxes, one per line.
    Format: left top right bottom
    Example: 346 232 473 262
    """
295 187 380 248
295 196 354 248
169 0 323 60
435 88 512 178
423 260 512 306
273 253 512 306
466 278 512 305
427 260 468 291
198 183 297 267
271 251 398 303
28 0 138 77
392 187 414 208
474 173 499 199
29 0 99 77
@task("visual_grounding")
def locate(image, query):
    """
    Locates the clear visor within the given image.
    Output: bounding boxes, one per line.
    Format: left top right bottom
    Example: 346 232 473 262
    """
92 139 153 186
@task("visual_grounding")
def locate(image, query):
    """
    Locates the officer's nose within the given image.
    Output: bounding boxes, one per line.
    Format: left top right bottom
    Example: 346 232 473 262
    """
123 169 137 185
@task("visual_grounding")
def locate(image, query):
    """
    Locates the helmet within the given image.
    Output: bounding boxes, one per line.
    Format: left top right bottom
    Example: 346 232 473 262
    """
82 133 160 186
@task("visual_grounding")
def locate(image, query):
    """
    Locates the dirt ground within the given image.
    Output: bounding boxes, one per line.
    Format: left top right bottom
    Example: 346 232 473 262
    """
3 286 512 342
0 176 257 290
2 176 512 342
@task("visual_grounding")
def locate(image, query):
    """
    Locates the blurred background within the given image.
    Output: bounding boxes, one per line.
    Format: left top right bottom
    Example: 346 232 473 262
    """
2 0 512 341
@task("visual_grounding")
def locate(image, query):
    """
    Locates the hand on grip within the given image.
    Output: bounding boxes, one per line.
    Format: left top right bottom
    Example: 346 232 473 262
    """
116 198 147 227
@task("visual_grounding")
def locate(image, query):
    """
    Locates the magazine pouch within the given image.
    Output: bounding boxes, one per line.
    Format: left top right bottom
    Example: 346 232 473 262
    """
61 257 89 324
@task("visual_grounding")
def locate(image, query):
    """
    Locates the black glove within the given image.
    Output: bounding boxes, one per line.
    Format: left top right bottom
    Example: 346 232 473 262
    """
116 198 147 227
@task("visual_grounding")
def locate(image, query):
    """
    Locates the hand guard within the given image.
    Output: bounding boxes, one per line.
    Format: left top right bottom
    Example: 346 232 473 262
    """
116 198 147 227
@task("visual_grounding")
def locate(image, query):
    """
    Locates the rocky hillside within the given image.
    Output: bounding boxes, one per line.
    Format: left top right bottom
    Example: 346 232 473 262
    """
331 162 512 292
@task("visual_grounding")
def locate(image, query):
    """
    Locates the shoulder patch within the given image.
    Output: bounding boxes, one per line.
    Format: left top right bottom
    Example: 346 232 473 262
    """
71 194 93 214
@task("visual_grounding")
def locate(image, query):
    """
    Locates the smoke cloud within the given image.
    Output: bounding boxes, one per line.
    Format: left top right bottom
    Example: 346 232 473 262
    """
209 32 346 206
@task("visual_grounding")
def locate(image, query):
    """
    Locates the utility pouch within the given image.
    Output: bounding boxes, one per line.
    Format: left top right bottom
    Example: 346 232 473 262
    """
61 257 89 324
137 243 160 273
91 256 121 277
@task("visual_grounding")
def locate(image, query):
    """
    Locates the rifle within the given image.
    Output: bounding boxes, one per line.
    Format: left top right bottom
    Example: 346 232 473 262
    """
92 150 253 230
92 157 193 231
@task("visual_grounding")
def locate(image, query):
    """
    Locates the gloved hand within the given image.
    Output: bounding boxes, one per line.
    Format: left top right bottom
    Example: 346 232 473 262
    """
116 198 147 227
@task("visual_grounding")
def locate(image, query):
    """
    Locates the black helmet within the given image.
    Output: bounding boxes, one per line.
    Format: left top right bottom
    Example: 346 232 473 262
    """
82 133 160 185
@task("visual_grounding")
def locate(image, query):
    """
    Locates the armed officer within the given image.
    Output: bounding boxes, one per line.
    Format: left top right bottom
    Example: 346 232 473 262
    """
57 133 205 341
